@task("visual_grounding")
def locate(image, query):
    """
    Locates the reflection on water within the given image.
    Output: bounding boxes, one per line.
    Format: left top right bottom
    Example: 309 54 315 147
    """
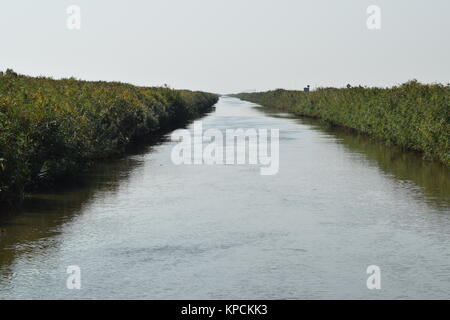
0 97 449 299
265 111 450 210
0 139 166 277
328 125 449 210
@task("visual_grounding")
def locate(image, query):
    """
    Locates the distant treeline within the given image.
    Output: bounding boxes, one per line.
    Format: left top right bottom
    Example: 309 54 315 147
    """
0 70 218 203
236 81 449 165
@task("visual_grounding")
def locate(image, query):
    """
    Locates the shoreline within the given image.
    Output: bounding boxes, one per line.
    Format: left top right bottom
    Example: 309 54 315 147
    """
0 71 218 204
236 81 450 166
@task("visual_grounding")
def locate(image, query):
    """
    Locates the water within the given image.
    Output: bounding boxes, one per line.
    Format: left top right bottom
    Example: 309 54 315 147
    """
0 97 449 299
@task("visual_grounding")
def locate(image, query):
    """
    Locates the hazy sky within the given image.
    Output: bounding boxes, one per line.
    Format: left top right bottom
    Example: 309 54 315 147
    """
1 0 449 93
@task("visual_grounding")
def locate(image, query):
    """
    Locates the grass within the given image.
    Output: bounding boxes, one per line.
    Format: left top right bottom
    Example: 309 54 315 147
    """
0 70 218 203
236 81 449 165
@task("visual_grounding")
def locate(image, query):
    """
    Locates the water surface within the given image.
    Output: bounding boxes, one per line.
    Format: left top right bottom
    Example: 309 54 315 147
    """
0 97 449 299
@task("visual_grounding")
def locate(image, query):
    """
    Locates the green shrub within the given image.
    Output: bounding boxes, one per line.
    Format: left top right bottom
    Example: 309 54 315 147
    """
0 72 218 202
237 81 449 165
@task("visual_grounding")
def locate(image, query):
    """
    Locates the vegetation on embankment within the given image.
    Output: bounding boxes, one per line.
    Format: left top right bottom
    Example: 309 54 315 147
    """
0 70 218 203
236 81 449 165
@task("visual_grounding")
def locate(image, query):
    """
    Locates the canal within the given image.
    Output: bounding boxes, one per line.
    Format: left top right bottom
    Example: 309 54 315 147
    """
0 97 449 299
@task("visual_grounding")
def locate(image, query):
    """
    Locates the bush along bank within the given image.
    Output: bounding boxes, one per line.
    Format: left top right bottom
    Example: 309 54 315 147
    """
0 70 218 203
236 81 449 165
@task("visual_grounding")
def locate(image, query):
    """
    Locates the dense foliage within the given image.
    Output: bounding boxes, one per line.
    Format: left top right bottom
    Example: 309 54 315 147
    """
0 70 218 202
237 81 449 165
